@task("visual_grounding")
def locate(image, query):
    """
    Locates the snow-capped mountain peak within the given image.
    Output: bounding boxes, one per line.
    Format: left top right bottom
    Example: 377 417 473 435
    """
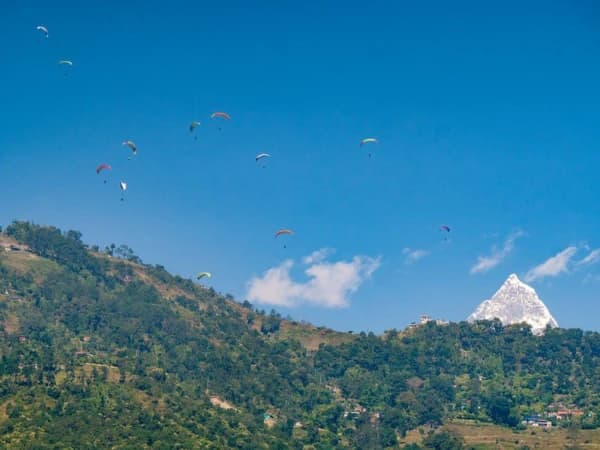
468 273 558 334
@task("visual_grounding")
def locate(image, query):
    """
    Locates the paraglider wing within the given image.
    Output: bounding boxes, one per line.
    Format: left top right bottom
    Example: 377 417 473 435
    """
255 153 270 162
189 121 201 132
122 140 137 155
58 60 73 66
210 112 231 120
119 181 127 191
96 164 112 174
197 272 212 280
440 225 451 233
275 229 294 238
360 137 378 146
36 25 49 37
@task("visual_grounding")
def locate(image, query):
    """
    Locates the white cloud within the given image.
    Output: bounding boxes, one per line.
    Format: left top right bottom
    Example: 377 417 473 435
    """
246 260 303 307
247 250 381 308
578 248 600 266
402 248 430 264
470 230 525 275
524 246 578 282
303 248 334 265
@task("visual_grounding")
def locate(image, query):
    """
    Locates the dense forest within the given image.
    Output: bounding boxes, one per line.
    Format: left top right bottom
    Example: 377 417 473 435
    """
0 221 598 449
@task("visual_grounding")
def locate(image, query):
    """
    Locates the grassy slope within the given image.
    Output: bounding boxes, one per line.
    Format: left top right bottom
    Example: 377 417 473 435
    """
1 233 354 350
399 421 600 449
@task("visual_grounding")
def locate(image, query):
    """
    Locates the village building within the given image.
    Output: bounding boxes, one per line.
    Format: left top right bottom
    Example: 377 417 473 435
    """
523 416 552 429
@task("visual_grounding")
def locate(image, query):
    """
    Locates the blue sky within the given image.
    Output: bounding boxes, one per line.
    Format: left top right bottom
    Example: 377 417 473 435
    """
1 1 600 332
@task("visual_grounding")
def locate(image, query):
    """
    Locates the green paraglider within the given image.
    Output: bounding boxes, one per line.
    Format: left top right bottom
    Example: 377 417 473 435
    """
360 137 378 158
189 121 201 139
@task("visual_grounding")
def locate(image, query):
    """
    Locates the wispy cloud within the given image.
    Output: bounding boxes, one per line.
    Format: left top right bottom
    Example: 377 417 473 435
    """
578 248 600 267
303 248 334 265
247 249 381 308
470 230 525 274
524 246 578 282
402 248 430 264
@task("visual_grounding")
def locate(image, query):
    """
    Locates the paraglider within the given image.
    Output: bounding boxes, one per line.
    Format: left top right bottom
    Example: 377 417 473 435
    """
197 272 212 280
96 164 112 184
255 153 270 168
122 140 137 158
189 121 201 139
58 60 73 76
119 181 127 201
440 225 451 241
211 112 230 130
275 229 294 248
36 25 49 38
360 137 378 158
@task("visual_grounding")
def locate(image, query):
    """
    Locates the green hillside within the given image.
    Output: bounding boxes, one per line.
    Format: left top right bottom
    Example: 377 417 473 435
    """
0 221 599 449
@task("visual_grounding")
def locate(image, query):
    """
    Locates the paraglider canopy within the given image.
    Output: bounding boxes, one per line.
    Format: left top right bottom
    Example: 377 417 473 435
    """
96 164 112 174
58 60 73 66
210 112 231 120
440 225 451 233
275 229 294 238
255 153 270 162
36 25 49 37
360 137 378 146
197 272 212 280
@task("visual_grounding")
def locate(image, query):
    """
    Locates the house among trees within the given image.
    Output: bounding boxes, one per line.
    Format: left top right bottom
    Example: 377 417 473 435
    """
407 314 450 329
546 403 584 420
522 415 552 428
344 404 367 418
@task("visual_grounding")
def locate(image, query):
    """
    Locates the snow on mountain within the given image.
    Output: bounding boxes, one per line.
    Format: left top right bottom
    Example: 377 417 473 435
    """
468 273 558 335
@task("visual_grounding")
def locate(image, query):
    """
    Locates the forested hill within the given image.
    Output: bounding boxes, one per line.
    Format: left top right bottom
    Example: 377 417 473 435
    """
0 221 599 449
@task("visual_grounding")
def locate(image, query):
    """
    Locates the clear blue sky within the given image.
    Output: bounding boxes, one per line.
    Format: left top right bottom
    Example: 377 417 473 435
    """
1 1 600 332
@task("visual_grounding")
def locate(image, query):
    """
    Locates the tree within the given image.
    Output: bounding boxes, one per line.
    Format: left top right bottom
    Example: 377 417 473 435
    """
260 313 281 334
422 430 464 450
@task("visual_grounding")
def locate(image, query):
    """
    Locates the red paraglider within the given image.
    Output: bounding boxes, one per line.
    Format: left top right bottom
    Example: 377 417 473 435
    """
210 112 231 120
275 229 294 248
96 164 112 184
96 164 112 174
